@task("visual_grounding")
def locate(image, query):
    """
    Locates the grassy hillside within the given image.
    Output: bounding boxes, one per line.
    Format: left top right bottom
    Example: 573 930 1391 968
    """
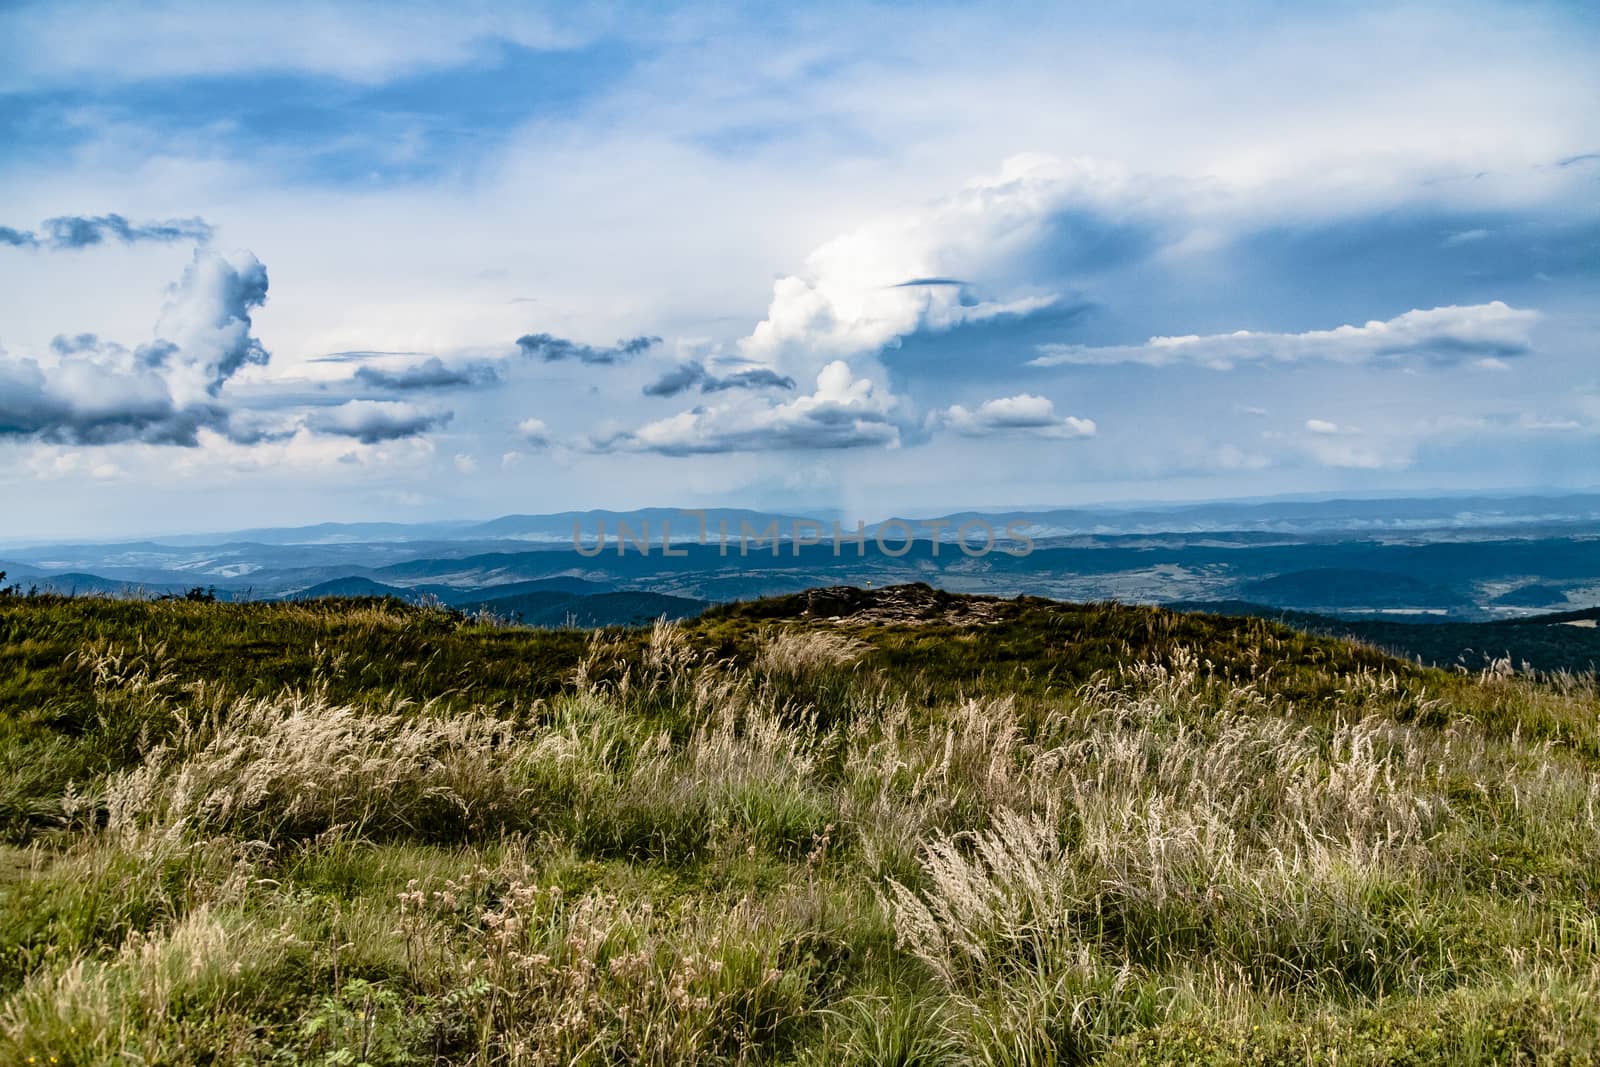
1 587 1598 1064
1171 600 1600 675
456 590 709 628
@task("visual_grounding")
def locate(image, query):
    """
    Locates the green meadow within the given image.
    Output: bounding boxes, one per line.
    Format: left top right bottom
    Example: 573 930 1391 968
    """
1 589 1597 1064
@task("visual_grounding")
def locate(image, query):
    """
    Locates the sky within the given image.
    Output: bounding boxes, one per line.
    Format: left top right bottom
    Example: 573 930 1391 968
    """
1 0 1597 539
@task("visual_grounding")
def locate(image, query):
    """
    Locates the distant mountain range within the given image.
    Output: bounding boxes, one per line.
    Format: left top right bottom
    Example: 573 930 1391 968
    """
11 492 1600 552
3 494 1597 624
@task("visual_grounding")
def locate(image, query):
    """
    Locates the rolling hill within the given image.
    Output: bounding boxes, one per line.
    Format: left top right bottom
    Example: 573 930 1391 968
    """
2 587 1598 1061
1238 567 1469 611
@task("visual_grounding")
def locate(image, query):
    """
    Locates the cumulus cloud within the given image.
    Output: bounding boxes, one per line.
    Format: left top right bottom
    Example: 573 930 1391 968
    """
515 332 660 365
516 418 551 448
738 155 1154 378
214 407 297 446
0 344 212 445
642 361 796 398
0 249 270 445
932 394 1096 439
1030 302 1539 369
306 400 451 443
0 214 213 250
353 356 502 390
152 249 272 405
593 360 899 455
0 249 448 450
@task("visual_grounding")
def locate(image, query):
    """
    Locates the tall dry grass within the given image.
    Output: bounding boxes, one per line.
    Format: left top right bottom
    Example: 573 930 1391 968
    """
2 622 1598 1064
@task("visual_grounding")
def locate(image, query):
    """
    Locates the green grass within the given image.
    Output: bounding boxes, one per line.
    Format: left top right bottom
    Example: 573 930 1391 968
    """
1 589 1597 1064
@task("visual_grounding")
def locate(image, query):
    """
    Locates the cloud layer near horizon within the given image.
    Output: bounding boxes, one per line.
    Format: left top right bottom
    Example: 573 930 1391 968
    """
1030 303 1541 370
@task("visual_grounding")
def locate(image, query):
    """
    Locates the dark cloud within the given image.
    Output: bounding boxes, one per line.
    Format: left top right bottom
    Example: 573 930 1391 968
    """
1374 334 1531 363
354 357 502 391
642 361 707 397
306 401 452 443
0 214 214 250
515 332 661 365
702 367 796 393
0 248 279 447
0 351 221 446
48 332 178 370
0 249 285 448
643 361 796 397
892 277 969 287
49 333 106 356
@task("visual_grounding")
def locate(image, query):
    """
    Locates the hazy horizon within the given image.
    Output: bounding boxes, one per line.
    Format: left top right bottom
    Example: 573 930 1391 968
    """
6 485 1600 551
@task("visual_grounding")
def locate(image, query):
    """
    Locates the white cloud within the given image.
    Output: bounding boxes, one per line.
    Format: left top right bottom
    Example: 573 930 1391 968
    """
738 155 1151 378
0 248 470 454
1305 418 1343 435
516 418 551 448
152 249 271 406
1301 439 1408 470
1515 414 1583 432
1031 302 1540 369
1442 228 1490 246
590 360 900 455
305 400 449 443
0 3 590 89
0 249 272 445
26 449 124 481
933 393 1096 439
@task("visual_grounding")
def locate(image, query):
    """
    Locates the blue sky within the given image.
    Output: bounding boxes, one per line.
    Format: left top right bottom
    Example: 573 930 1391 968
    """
1 0 1597 537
